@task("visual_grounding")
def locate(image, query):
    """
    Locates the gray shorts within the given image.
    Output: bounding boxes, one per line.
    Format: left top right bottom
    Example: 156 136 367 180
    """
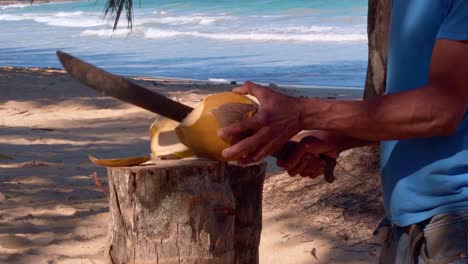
378 212 468 264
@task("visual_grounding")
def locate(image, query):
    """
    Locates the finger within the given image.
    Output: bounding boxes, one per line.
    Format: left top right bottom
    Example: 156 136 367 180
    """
277 157 287 168
300 160 326 178
232 81 265 95
296 156 324 178
298 156 324 178
245 135 286 164
303 167 325 179
289 154 313 177
310 167 325 179
284 137 334 170
217 115 264 140
221 128 269 160
283 145 309 171
324 150 339 159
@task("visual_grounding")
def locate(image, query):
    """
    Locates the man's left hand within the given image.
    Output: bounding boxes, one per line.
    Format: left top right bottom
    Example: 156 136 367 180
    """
218 81 304 164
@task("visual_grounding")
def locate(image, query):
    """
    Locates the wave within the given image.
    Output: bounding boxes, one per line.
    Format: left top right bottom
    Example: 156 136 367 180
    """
54 11 85 17
132 15 232 26
34 16 103 27
208 78 230 83
283 26 336 33
152 10 168 15
143 28 367 42
80 29 132 37
0 12 103 27
0 14 26 21
0 3 31 10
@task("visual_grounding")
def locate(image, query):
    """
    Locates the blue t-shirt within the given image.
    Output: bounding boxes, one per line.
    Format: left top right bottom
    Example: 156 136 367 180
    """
381 0 468 226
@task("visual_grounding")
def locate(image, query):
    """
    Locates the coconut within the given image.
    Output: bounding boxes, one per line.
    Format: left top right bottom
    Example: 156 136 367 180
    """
175 92 258 161
150 117 193 159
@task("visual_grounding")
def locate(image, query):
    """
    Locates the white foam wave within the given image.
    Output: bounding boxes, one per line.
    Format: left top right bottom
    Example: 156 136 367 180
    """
34 16 103 27
283 26 336 33
0 12 103 27
54 11 85 17
208 78 230 83
144 28 367 42
0 3 31 10
153 10 168 15
80 29 132 37
153 15 231 26
0 14 26 21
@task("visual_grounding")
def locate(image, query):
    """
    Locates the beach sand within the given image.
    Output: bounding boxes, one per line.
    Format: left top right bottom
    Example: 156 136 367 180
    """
0 66 382 263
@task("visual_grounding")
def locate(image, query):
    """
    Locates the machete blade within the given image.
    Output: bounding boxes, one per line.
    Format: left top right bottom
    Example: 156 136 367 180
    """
56 50 193 122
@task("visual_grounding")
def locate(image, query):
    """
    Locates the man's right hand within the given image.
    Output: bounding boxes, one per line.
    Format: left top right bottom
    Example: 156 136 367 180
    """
277 132 340 179
278 130 376 179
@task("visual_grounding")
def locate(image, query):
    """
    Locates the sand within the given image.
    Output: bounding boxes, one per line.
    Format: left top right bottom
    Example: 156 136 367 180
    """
0 66 382 263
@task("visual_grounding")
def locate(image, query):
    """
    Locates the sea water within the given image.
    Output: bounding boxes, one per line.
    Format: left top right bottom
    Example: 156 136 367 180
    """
0 0 367 88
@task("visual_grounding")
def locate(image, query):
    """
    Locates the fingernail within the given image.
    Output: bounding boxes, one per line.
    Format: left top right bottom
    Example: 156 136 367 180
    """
217 129 225 138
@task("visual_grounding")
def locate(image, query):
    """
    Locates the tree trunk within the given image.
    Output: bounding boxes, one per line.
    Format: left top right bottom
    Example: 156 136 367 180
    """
105 159 266 264
364 0 392 99
227 164 265 264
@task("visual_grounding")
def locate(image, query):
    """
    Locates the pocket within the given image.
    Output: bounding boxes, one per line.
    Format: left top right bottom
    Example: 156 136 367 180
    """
419 213 468 264
374 216 392 246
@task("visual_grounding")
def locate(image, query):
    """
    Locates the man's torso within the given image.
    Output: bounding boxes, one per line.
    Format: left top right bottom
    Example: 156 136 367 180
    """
380 0 468 226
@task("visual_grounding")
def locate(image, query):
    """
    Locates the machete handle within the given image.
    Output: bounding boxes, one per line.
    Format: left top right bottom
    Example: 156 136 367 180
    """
274 141 336 183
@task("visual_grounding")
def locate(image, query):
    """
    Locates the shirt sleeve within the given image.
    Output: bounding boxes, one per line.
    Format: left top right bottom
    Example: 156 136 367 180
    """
437 0 468 40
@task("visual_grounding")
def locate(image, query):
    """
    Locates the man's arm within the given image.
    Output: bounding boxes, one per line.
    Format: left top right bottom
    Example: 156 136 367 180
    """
219 39 468 162
292 130 377 152
299 39 468 141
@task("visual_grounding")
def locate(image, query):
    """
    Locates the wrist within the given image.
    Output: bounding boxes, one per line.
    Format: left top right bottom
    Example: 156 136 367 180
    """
297 97 327 130
296 97 306 130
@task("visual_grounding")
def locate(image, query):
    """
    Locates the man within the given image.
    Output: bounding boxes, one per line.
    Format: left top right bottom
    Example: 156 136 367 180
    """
218 1 468 263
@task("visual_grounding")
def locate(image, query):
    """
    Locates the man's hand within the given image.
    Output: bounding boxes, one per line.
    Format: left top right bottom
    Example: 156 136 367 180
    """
277 132 340 179
218 81 304 164
278 130 375 178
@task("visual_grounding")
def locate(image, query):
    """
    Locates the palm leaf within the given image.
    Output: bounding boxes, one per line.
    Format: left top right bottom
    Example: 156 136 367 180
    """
102 0 133 30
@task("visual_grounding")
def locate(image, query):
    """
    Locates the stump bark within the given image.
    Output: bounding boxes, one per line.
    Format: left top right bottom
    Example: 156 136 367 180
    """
364 0 392 99
105 159 266 264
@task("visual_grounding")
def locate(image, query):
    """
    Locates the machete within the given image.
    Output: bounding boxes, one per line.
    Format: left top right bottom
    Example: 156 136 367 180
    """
56 50 337 182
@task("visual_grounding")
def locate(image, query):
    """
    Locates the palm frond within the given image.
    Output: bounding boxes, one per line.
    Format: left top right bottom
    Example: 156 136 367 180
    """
103 0 133 30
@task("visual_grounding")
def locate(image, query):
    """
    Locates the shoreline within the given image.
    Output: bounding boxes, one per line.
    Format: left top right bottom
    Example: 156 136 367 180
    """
1 66 364 100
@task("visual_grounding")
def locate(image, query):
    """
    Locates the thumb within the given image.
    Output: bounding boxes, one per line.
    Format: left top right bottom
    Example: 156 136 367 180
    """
302 138 336 155
233 81 266 97
323 151 339 159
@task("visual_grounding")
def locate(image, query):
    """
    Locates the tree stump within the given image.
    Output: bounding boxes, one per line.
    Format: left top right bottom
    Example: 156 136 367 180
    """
105 159 266 264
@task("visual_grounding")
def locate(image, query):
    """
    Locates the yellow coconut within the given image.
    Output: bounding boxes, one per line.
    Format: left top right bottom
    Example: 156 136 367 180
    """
175 92 258 161
149 117 193 159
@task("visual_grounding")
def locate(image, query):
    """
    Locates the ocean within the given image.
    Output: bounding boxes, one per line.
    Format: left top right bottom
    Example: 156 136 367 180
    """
0 0 368 88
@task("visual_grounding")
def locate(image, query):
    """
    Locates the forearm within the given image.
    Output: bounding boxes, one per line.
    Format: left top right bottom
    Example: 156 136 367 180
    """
299 83 466 141
294 130 377 152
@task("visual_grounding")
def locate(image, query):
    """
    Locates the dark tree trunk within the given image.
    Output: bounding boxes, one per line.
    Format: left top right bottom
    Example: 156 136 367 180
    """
105 159 266 264
364 0 392 99
227 164 266 264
